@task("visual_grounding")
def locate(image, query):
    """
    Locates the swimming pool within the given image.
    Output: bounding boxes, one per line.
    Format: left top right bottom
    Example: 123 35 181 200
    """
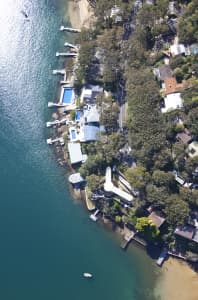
69 128 77 141
62 88 74 104
75 110 81 121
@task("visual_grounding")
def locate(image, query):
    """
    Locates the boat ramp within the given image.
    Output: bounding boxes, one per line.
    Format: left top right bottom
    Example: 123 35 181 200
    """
60 26 81 33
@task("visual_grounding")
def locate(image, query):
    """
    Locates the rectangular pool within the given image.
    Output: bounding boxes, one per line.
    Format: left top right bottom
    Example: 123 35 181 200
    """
75 110 81 121
62 88 74 104
70 129 76 140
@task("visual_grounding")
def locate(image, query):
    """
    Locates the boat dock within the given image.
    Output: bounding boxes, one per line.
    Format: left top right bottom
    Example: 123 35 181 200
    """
46 118 67 128
56 52 78 57
60 26 81 33
156 248 168 266
90 209 100 222
48 102 66 108
46 137 64 146
120 227 136 249
52 69 66 75
64 42 78 50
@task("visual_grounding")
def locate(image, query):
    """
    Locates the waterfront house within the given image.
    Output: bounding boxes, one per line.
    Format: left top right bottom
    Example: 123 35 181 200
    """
68 142 87 164
148 211 166 228
68 173 85 188
79 124 100 142
80 85 103 104
174 225 198 244
161 92 183 113
83 105 100 124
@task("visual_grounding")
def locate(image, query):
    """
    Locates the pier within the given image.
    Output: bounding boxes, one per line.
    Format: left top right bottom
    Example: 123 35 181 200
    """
52 69 66 75
120 227 136 249
46 137 64 146
48 102 66 108
46 118 67 128
64 42 78 50
56 52 78 57
90 209 100 222
60 26 81 33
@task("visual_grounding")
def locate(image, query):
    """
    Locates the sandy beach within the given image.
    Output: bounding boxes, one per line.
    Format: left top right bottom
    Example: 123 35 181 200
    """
155 258 198 300
68 0 93 29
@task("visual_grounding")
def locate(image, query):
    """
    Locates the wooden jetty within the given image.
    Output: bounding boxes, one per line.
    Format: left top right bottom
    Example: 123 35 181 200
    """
121 227 136 249
56 52 78 57
60 26 81 33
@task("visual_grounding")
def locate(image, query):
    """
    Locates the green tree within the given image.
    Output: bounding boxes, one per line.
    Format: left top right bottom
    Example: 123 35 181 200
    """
86 174 102 192
164 195 189 226
124 165 150 191
135 217 160 240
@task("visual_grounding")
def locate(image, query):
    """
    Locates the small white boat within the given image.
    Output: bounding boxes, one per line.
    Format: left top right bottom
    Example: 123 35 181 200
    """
83 272 93 278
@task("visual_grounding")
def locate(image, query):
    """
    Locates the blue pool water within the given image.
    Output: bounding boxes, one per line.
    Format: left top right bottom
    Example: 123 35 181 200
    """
62 87 73 104
75 109 81 121
71 129 76 140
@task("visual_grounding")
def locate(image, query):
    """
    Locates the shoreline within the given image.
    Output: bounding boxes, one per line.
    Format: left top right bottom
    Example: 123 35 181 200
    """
155 258 198 300
60 1 198 299
68 0 93 29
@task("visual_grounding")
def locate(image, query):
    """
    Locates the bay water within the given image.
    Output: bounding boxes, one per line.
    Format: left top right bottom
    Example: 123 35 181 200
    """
0 1 161 299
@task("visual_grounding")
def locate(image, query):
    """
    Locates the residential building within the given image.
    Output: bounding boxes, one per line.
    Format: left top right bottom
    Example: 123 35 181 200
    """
148 211 166 228
161 92 183 113
68 142 87 164
174 225 198 244
153 65 173 82
176 129 192 144
188 141 198 158
170 44 186 56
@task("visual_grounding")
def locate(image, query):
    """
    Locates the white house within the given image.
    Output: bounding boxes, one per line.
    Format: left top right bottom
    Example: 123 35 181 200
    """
161 92 183 113
170 44 186 56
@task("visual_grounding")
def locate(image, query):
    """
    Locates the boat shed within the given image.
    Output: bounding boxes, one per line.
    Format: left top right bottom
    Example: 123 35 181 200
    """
68 142 87 164
69 173 85 184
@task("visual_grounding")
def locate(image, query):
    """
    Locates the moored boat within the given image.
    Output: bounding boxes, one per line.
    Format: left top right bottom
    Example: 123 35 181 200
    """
83 272 93 278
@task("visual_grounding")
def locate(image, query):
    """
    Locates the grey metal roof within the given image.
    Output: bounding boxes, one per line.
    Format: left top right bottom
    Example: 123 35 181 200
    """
68 142 83 164
82 125 100 142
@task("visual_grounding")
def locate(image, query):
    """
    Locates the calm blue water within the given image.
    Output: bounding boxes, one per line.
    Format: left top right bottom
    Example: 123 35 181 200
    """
0 1 160 299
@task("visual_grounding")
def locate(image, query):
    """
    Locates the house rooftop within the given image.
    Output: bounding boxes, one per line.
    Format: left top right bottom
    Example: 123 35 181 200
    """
154 65 173 81
170 44 186 56
174 225 198 243
188 141 198 158
83 105 100 123
68 173 85 184
161 92 183 113
148 211 166 228
68 142 86 164
176 129 192 144
80 125 100 142
164 77 178 95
